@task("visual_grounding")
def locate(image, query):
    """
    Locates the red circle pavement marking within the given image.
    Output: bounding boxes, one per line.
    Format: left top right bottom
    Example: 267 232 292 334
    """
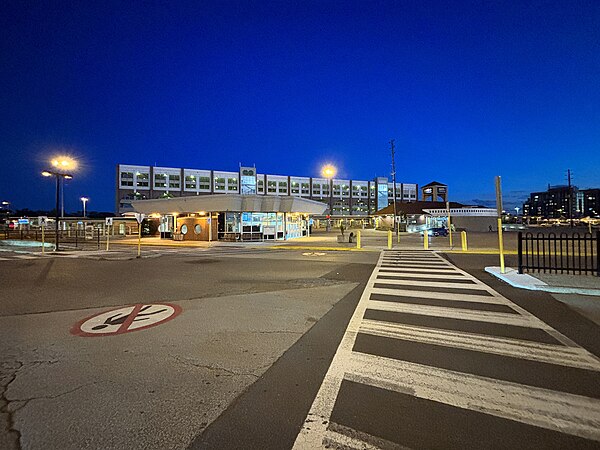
71 303 182 337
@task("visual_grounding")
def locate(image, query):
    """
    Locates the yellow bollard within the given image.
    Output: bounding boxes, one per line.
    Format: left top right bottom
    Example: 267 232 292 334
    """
387 230 392 249
461 231 468 251
423 231 429 250
497 218 505 273
356 230 361 249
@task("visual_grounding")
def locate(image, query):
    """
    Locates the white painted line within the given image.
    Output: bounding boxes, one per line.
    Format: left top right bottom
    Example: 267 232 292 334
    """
377 271 467 280
382 260 453 267
346 352 600 442
377 266 457 273
367 300 547 329
370 287 508 305
373 278 489 290
359 319 600 371
323 428 388 450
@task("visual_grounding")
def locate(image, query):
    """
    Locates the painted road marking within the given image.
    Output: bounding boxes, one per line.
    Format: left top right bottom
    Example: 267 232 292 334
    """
71 303 181 337
358 319 600 370
293 250 600 449
345 352 600 442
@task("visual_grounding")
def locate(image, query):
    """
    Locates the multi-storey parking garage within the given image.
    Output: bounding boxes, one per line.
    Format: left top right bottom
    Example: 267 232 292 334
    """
116 164 419 217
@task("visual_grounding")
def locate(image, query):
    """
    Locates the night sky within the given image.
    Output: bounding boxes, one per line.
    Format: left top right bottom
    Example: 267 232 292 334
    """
2 1 599 213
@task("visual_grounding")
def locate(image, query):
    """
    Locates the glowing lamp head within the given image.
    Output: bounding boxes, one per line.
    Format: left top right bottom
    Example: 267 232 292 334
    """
51 156 77 171
41 171 52 177
321 164 336 179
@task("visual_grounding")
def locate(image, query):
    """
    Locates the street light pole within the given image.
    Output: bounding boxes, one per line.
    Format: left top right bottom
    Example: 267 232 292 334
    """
55 174 60 250
321 164 337 229
43 156 76 251
390 139 398 240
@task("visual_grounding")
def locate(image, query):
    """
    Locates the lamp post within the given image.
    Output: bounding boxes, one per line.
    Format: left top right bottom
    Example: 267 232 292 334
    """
321 164 336 228
42 156 76 251
80 197 89 218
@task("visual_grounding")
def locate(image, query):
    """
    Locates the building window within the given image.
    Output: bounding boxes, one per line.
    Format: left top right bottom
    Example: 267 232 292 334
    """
169 175 180 189
185 175 196 189
227 178 238 192
312 183 321 195
120 172 134 186
154 174 167 188
214 177 225 191
291 182 300 194
333 184 341 196
267 181 277 193
199 176 210 190
278 181 288 193
301 182 310 195
342 184 349 196
136 173 149 188
257 179 264 193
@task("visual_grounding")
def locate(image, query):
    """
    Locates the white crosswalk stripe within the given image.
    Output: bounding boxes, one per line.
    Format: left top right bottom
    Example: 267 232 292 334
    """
293 250 600 449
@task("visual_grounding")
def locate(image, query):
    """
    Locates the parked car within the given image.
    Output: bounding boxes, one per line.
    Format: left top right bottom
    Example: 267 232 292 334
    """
420 227 448 237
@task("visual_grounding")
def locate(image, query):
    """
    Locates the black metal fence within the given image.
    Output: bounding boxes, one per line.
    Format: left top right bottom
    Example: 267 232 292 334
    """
518 231 599 276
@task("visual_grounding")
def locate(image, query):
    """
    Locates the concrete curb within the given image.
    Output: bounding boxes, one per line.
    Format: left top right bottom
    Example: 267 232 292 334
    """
485 266 600 297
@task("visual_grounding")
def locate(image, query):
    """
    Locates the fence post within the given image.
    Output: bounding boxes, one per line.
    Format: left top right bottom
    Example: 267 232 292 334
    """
517 232 523 274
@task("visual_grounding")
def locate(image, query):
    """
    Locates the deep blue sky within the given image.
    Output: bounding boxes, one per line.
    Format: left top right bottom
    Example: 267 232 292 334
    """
1 1 599 212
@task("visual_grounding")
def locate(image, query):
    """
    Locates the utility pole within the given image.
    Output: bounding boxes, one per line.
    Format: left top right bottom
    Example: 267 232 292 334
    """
390 139 399 241
567 169 573 228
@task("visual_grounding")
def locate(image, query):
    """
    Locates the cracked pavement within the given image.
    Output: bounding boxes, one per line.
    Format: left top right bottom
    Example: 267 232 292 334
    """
0 250 376 449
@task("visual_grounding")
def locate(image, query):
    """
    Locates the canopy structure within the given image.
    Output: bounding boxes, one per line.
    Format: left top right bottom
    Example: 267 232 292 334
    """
130 194 327 215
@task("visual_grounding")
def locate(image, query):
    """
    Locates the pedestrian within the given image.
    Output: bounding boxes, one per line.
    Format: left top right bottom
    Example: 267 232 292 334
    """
488 225 493 232
340 224 345 236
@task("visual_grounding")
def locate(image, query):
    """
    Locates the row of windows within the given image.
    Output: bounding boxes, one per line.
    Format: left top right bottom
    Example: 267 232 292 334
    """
119 170 417 196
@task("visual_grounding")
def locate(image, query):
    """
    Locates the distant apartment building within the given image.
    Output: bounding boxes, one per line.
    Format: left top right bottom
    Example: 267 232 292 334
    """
116 164 420 216
522 185 600 218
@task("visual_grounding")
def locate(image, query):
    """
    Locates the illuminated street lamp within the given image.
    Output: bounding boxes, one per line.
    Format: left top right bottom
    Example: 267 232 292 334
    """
321 164 337 219
80 197 89 218
42 156 76 251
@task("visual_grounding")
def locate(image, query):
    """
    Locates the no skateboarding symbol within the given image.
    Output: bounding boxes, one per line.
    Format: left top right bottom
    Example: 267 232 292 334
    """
71 303 181 337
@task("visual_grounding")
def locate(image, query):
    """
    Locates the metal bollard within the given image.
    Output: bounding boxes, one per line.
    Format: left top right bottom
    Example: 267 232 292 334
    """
461 231 468 251
356 230 361 249
424 231 429 250
387 230 392 249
